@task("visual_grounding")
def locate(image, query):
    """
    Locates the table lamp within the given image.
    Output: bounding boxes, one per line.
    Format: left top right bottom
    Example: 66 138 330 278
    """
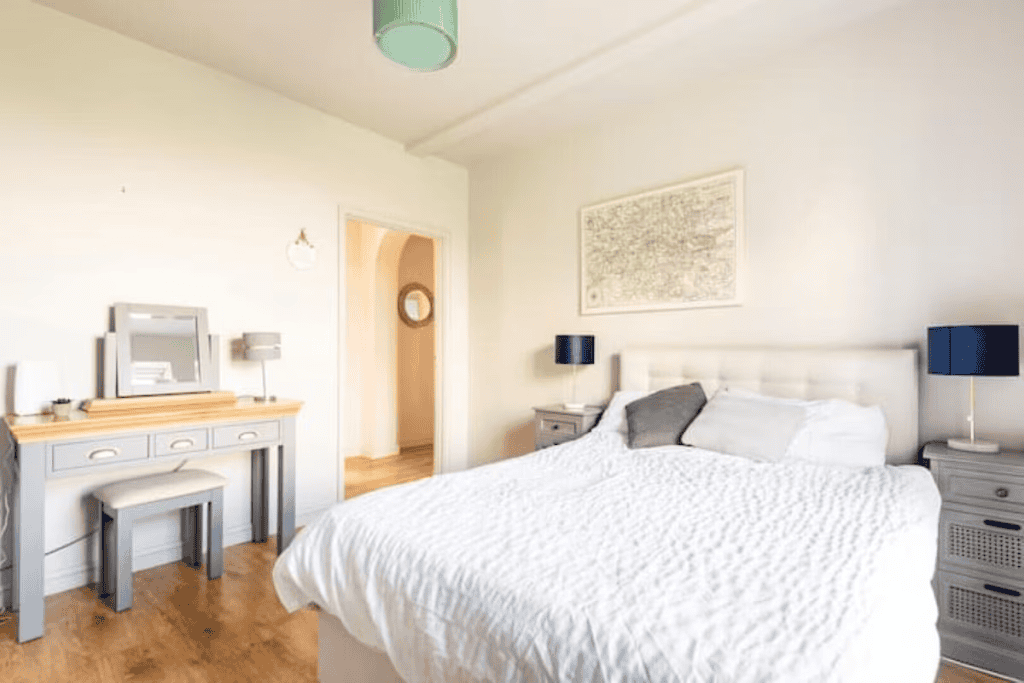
555 334 594 411
243 332 281 402
928 324 1019 453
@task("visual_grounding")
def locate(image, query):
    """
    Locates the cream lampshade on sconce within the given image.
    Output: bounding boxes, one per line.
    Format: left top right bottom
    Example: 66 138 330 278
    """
555 335 595 411
287 229 316 270
243 332 281 402
374 0 458 71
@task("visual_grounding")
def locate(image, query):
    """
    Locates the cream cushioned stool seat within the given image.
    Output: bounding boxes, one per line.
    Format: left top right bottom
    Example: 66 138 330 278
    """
94 469 228 613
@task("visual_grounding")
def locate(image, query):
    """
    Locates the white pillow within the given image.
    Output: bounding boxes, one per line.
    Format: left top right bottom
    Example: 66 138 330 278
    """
681 388 806 462
706 387 888 468
593 390 649 435
786 400 888 468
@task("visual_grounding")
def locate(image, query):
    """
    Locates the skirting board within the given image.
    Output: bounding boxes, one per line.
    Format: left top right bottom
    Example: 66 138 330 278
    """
398 438 433 450
0 503 334 609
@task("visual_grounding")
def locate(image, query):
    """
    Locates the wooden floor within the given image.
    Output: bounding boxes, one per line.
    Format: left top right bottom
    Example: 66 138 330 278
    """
0 444 1010 682
344 443 433 499
0 539 317 682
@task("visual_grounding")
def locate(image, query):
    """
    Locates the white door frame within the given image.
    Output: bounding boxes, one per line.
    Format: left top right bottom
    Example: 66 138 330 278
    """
337 207 450 501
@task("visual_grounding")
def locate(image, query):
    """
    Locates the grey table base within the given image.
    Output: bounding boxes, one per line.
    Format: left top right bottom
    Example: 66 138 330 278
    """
7 414 297 643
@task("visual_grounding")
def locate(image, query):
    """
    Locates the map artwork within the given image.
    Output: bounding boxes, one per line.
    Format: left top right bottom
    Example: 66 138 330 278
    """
580 169 743 315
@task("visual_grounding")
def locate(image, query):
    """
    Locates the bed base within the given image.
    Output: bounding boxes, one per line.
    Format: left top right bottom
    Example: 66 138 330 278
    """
319 610 406 683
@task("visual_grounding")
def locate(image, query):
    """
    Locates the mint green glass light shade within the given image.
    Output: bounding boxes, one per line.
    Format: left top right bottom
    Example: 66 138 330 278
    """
374 0 458 71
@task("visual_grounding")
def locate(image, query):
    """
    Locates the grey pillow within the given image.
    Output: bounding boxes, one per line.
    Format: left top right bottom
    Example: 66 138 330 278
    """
625 382 707 449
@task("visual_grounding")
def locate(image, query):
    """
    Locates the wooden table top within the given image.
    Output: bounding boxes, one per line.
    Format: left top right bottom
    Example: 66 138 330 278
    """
4 395 302 443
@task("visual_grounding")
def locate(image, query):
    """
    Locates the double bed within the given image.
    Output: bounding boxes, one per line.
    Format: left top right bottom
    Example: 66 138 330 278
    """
273 347 942 682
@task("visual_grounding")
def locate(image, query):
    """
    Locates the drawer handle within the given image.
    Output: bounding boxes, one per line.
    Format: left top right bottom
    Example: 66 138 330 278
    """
551 424 559 430
984 519 1022 532
238 431 259 441
996 487 1010 498
87 447 120 461
169 438 195 450
984 583 1022 598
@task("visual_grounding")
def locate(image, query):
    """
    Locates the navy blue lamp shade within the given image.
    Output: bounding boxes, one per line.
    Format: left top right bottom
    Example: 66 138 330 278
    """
555 335 595 365
928 325 1019 376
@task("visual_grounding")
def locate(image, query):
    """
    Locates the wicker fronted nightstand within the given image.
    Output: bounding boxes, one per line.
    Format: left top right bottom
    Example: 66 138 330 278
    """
533 405 602 449
923 442 1024 681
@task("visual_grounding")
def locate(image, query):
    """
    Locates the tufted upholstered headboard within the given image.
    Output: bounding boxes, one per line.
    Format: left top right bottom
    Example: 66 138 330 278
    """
618 347 920 465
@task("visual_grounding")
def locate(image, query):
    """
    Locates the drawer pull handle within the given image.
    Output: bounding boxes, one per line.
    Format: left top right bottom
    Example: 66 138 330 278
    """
551 424 559 430
88 448 120 461
984 584 1022 598
996 487 1010 498
984 519 1021 532
170 438 195 450
238 431 259 441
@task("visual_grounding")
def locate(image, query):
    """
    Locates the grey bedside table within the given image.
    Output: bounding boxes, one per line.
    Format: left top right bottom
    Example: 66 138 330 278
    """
922 442 1024 681
533 405 602 449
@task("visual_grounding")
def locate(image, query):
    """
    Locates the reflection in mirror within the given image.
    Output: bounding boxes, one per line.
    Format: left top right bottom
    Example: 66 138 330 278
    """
130 332 199 384
114 303 213 396
398 283 434 328
404 290 431 322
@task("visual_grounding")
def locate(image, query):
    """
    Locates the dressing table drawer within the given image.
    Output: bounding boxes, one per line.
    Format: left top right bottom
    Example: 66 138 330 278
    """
213 421 280 448
154 429 209 457
52 435 149 472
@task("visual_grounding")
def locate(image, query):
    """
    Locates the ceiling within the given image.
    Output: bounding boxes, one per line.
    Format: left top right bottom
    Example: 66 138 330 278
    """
35 0 911 165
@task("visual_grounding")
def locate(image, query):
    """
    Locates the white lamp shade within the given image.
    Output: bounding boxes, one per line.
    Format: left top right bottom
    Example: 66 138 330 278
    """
13 360 61 416
243 332 281 361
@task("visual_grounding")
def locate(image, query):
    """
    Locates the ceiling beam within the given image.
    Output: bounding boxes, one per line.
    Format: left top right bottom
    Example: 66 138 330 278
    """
406 0 766 157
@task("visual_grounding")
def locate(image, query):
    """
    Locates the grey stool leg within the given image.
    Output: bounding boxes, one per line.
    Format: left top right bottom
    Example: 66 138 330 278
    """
207 488 224 580
100 505 115 598
112 508 134 612
182 504 203 569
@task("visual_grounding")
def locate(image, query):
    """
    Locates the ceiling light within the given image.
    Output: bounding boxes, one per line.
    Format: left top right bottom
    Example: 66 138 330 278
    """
374 0 458 71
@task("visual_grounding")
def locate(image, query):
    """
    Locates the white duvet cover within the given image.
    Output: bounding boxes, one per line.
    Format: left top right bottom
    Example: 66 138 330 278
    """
273 431 942 683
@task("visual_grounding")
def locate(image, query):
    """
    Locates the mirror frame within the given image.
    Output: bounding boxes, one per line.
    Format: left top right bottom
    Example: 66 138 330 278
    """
397 282 434 328
113 302 214 396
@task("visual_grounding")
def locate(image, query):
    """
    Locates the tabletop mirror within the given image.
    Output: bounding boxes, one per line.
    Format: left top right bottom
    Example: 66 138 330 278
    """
111 303 216 397
398 283 434 328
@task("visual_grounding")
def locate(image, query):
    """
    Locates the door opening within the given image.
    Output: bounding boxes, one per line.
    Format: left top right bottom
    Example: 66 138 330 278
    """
341 218 438 499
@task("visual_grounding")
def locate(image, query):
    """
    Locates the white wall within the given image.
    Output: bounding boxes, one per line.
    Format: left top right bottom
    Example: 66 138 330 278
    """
0 0 468 600
468 0 1024 465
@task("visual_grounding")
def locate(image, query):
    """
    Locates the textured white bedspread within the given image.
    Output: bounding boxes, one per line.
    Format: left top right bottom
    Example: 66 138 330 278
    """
274 431 942 683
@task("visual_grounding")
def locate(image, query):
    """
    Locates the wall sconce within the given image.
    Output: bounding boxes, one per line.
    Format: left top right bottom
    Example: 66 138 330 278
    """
287 229 316 270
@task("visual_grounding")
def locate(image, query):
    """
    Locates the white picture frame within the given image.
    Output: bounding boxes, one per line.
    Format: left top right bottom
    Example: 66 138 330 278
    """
580 168 744 315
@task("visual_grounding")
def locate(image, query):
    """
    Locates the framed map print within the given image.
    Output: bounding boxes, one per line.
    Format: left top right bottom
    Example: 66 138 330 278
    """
580 169 744 315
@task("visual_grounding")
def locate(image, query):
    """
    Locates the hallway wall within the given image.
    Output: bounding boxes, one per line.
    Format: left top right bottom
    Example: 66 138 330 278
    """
397 236 436 448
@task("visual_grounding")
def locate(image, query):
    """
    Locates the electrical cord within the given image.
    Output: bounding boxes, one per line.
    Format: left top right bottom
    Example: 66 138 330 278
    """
0 457 190 574
0 427 13 576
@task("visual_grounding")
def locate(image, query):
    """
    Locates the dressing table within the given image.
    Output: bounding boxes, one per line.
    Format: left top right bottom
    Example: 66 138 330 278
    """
3 393 302 643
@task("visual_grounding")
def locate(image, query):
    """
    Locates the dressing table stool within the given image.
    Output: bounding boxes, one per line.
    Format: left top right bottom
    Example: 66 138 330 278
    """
95 469 228 612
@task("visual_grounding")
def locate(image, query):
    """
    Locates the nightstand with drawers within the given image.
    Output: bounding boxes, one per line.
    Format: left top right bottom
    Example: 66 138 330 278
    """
923 442 1024 680
533 405 602 449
